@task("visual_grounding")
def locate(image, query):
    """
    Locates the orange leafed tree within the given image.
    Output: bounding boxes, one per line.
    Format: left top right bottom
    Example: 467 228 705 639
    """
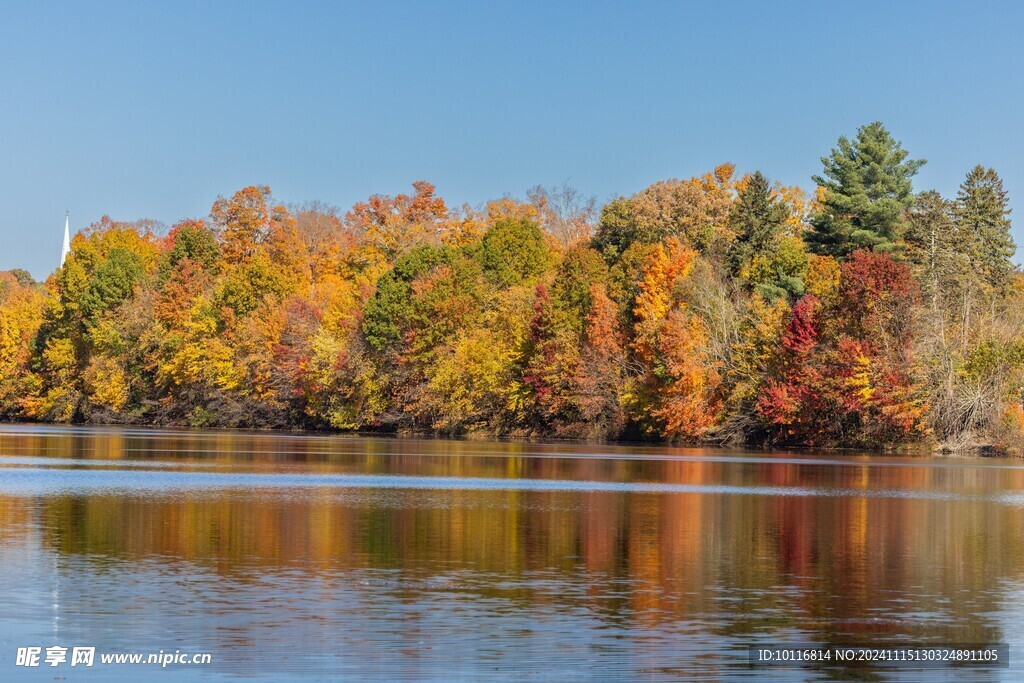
346 181 451 267
572 283 628 437
632 239 724 439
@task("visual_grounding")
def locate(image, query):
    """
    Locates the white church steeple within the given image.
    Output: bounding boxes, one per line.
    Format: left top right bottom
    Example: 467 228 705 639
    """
60 211 71 267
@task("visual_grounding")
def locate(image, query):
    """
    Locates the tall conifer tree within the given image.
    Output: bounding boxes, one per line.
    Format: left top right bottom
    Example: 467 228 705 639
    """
808 122 925 257
728 171 788 275
954 165 1015 292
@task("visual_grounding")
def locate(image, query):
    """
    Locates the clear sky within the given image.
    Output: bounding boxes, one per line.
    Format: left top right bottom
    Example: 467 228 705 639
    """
1 0 1021 279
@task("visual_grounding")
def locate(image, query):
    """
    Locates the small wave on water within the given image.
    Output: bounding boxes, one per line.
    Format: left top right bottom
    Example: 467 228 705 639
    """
2 466 1024 506
0 455 225 469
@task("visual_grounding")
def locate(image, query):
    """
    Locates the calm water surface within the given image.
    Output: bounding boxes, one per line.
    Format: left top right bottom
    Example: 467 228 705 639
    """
1 424 1023 681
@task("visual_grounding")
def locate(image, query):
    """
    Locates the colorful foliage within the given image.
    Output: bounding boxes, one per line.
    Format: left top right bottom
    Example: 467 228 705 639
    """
0 126 1018 452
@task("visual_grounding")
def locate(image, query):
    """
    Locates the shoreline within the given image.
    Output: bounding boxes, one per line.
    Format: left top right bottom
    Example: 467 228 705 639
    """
0 418 1015 459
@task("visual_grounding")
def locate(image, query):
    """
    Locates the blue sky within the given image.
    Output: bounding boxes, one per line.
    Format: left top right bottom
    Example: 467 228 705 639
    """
1 0 1021 278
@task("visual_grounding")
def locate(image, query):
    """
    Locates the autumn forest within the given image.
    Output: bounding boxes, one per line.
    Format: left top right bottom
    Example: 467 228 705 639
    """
0 122 1019 453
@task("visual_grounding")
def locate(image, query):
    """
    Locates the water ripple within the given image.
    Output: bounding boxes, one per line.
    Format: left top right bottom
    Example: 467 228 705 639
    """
1 466 1022 505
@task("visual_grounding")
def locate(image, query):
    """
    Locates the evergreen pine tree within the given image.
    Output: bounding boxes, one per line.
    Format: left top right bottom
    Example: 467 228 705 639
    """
727 171 788 275
808 122 925 257
954 165 1016 292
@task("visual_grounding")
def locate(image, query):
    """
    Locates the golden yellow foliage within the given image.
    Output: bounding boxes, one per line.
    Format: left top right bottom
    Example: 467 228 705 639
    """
84 355 131 411
632 238 697 363
804 254 841 303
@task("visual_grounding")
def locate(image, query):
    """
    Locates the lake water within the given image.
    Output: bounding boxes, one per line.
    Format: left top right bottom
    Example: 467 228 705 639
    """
1 424 1023 681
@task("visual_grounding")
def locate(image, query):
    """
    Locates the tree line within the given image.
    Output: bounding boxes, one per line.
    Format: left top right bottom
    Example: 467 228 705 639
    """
0 122 1019 452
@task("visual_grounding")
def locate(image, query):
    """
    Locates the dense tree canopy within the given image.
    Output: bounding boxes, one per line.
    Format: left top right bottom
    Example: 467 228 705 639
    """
0 124 1021 453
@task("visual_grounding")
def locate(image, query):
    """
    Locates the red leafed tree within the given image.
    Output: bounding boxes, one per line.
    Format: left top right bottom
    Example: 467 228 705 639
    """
782 294 820 355
838 248 919 345
521 284 580 428
757 294 831 443
757 252 927 447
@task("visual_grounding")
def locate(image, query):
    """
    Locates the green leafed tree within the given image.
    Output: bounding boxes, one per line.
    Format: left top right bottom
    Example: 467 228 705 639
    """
592 195 677 263
362 245 456 352
162 220 221 277
808 122 925 257
478 217 548 287
728 171 788 276
80 248 145 321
